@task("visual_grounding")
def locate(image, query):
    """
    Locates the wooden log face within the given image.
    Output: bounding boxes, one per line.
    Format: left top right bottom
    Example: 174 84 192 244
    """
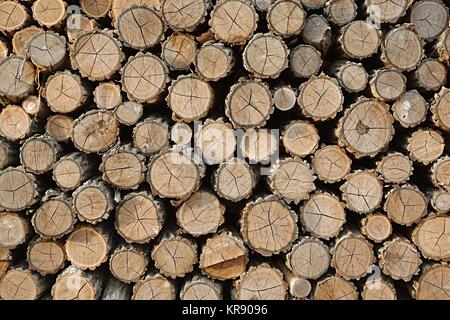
45 114 74 142
132 274 176 300
66 14 96 43
312 145 351 183
161 0 208 31
0 167 38 211
377 153 413 184
341 171 383 214
13 26 43 58
411 0 449 40
432 88 450 132
361 278 396 300
382 26 423 71
28 239 66 275
111 0 161 21
32 0 66 27
385 185 428 226
0 1 28 33
110 247 148 283
415 59 447 91
181 277 222 300
44 71 86 114
0 269 39 300
431 190 450 213
290 44 322 78
52 273 97 300
162 33 196 71
73 180 113 223
28 31 67 70
407 129 444 164
325 0 357 26
415 265 450 300
379 238 421 281
340 20 380 59
0 57 35 98
0 212 28 249
33 198 75 239
361 213 392 243
413 214 450 261
20 135 61 174
287 237 330 279
282 120 319 157
370 69 406 101
214 157 255 202
80 0 112 18
0 106 32 142
432 157 450 190
313 276 357 300
133 118 169 155
195 42 233 81
240 129 277 163
392 90 427 128
365 0 409 23
115 101 143 126
267 0 306 38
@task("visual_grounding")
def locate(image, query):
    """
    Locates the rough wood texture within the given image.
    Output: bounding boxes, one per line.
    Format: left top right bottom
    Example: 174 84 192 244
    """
361 213 393 243
20 134 62 174
282 120 319 158
313 276 357 300
132 272 176 300
180 274 223 300
289 44 322 78
377 152 413 184
413 264 450 300
53 152 94 191
392 90 428 128
109 243 148 283
0 266 51 300
0 211 30 249
341 170 383 214
195 41 234 81
312 145 351 183
369 68 406 102
27 238 66 276
162 33 196 71
407 129 444 165
51 265 103 300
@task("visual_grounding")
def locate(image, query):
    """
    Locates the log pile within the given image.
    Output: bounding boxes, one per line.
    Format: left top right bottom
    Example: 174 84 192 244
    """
0 0 449 301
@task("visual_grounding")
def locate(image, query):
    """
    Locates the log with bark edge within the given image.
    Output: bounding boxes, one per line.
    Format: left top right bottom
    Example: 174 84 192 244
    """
32 0 67 28
312 276 358 300
52 152 95 191
392 90 428 128
180 274 223 300
0 211 30 249
384 184 428 226
51 265 104 300
0 265 51 300
131 272 176 300
109 242 149 283
413 264 450 300
27 238 66 276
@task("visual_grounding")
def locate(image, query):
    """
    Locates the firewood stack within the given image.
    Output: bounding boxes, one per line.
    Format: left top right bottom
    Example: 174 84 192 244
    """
0 0 449 301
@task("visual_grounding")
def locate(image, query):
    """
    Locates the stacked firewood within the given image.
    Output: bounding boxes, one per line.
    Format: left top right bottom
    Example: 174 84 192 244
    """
0 0 449 300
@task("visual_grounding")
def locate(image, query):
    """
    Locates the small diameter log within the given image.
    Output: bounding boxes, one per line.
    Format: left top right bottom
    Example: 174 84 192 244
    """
436 28 450 65
384 184 428 226
53 152 94 191
20 134 62 174
339 20 381 59
194 118 236 165
71 30 124 81
66 14 96 43
268 158 316 204
240 195 298 256
431 87 450 132
133 118 169 156
377 152 413 184
392 90 428 128
302 14 332 53
115 101 143 126
379 237 422 282
180 274 223 300
312 145 351 183
225 79 274 129
410 0 449 41
111 0 161 21
22 96 48 118
0 138 18 170
365 0 409 24
72 110 120 154
277 262 311 299
414 59 447 91
286 237 330 280
297 74 344 121
361 276 397 300
166 74 214 122
267 0 306 38
341 171 383 214
331 232 375 280
151 233 198 279
0 267 50 300
65 224 114 270
407 129 444 165
199 231 248 281
213 157 256 202
324 0 357 26
0 166 40 212
27 31 67 71
0 56 35 99
413 264 450 300
412 213 450 261
209 0 258 45
43 71 87 114
273 86 296 111
369 68 406 102
51 265 103 300
240 128 277 163
32 193 76 239
176 190 225 237
32 0 67 28
329 60 368 93
0 211 29 249
171 122 193 145
109 244 148 283
360 213 393 243
337 98 394 158
431 156 450 190
289 44 322 79
73 178 114 224
234 263 287 300
147 148 204 201
312 276 358 300
194 41 234 81
381 25 423 71
301 0 327 9
282 120 319 158
115 191 164 244
27 238 66 276
94 82 122 110
161 0 209 32
161 33 196 71
12 26 42 58
102 277 132 300
0 1 29 34
300 192 346 240
431 189 450 213
80 0 112 18
132 272 176 300
0 248 11 279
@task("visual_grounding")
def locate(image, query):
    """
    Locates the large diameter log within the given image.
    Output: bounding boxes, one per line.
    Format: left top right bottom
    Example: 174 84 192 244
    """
339 20 381 59
412 213 450 261
240 129 277 164
32 0 67 28
132 272 176 300
51 265 104 300
180 274 223 300
413 264 450 300
407 129 444 165
384 184 428 226
109 243 148 283
27 31 67 71
431 87 450 132
0 2 29 34
27 238 66 276
0 56 35 99
0 211 30 249
313 276 358 300
0 266 51 300
267 0 306 38
410 0 448 41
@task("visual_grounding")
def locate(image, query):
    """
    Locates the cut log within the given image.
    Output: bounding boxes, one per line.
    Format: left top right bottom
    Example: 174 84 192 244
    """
436 27 450 65
0 211 30 249
0 56 35 99
413 264 450 300
45 114 74 142
51 265 104 300
282 120 319 158
73 178 114 224
161 0 209 32
27 238 66 276
115 101 143 126
115 191 165 244
302 14 332 53
109 243 148 283
407 129 444 165
340 171 383 214
313 276 358 300
199 230 248 281
132 272 176 300
53 152 94 191
286 237 330 280
365 0 409 23
431 156 450 190
392 90 428 128
0 248 11 279
300 192 346 240
412 213 450 261
102 277 132 300
360 213 393 243
12 26 42 58
0 1 29 34
21 96 48 118
176 190 225 237
369 68 406 102
431 189 450 213
94 82 122 110
0 40 8 59
324 0 357 26
329 60 368 93
194 41 234 81
289 44 322 79
431 87 450 132
384 184 428 226
0 266 51 300
266 0 306 38
273 86 296 111
133 118 169 156
80 0 112 18
180 274 223 300
240 195 298 256
32 0 67 27
27 31 67 71
311 145 351 183
110 0 161 21
277 262 311 299
209 0 258 45
234 263 287 300
414 58 447 91
161 33 196 71
0 138 18 170
339 20 381 59
377 152 413 184
20 134 62 174
410 0 448 41
170 122 192 145
66 13 96 43
240 128 277 163
361 276 397 300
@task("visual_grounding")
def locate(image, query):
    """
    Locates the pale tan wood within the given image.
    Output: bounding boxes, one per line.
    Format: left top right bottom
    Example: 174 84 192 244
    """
411 0 448 40
115 191 164 244
80 0 112 18
0 248 11 279
407 129 444 165
286 237 330 280
341 171 383 214
170 122 192 145
377 152 413 184
324 0 357 26
267 0 306 38
413 264 450 300
0 267 51 300
301 0 327 9
329 60 368 93
300 192 346 240
45 114 74 142
392 90 428 128
132 272 176 300
282 120 319 158
240 128 277 163
133 118 169 156
20 134 62 174
176 190 225 237
32 0 67 27
151 233 198 278
180 274 223 300
277 262 311 299
101 276 132 300
194 41 234 81
21 95 48 118
268 158 316 204
12 26 42 58
362 276 397 300
66 13 96 43
0 40 8 59
0 1 29 34
313 276 358 300
379 237 421 282
115 6 165 50
0 211 29 249
340 20 381 59
273 86 296 111
297 73 343 121
431 189 450 213
365 0 409 23
414 58 447 91
302 14 332 53
27 238 66 276
436 27 450 66
240 195 298 256
412 213 450 261
431 156 450 190
225 79 274 129
431 87 450 132
369 68 406 102
384 184 427 226
337 98 394 158
0 166 40 211
27 31 66 70
161 33 196 71
234 263 287 300
0 138 18 170
72 109 119 154
73 178 114 224
115 101 143 126
93 82 122 110
209 0 258 45
289 44 322 79
71 30 124 81
312 145 351 183
109 243 148 283
360 213 393 243
53 152 94 191
161 0 209 32
51 265 104 300
111 0 161 21
0 56 35 99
